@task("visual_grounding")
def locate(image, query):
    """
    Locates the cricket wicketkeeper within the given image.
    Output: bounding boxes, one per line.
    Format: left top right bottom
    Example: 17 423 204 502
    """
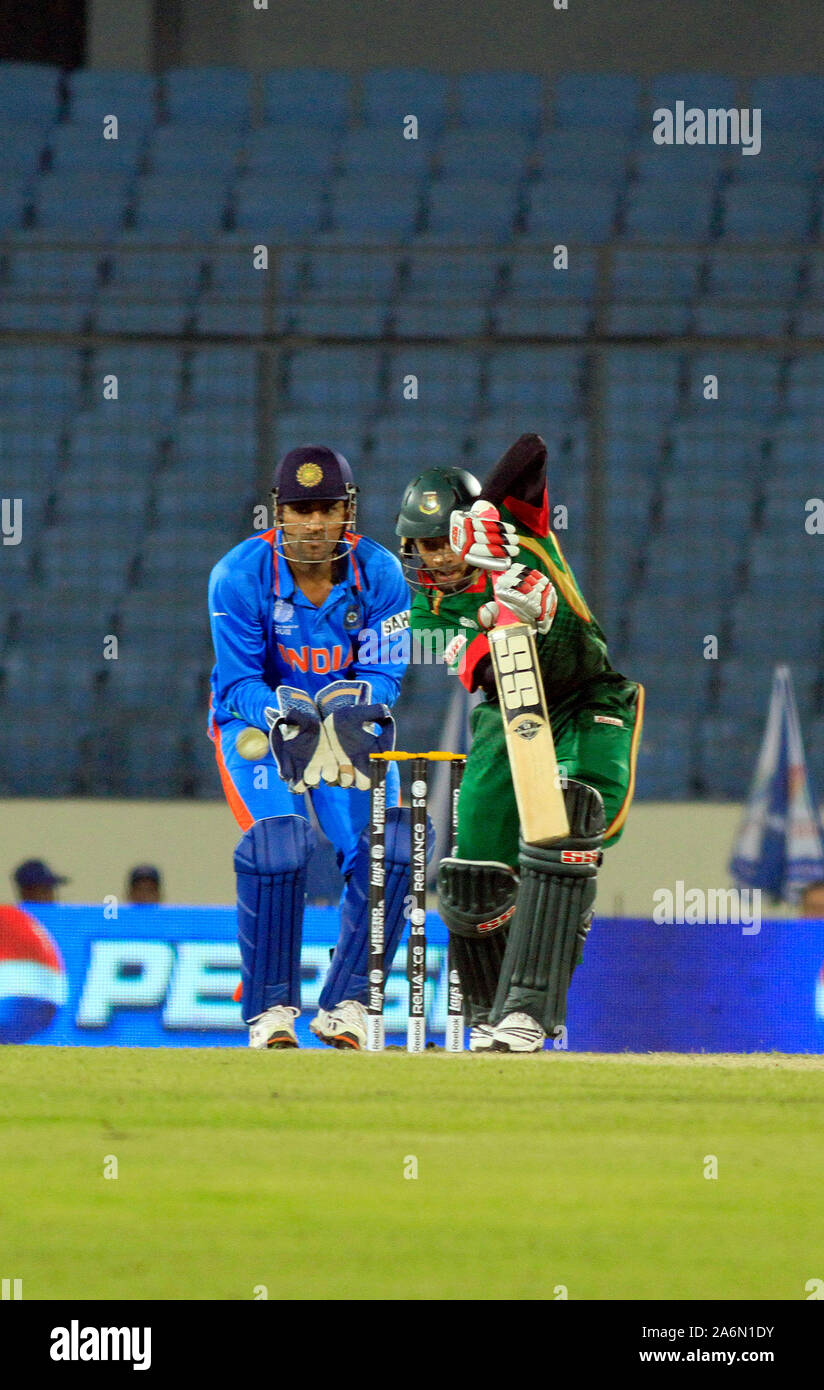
396 433 644 1053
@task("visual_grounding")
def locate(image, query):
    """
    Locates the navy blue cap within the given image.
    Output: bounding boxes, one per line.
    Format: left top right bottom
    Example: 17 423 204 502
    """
129 864 161 887
273 446 355 504
14 858 69 889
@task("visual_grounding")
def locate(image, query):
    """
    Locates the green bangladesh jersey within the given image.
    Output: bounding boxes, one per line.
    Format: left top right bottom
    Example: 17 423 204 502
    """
408 438 623 713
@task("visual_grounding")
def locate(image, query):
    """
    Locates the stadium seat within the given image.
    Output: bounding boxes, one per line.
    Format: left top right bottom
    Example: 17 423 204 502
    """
38 522 137 592
339 124 432 176
245 125 338 177
264 69 351 126
623 182 715 241
273 413 369 467
486 347 583 412
170 409 256 469
360 69 449 129
720 182 812 242
164 67 252 125
68 69 157 126
647 72 738 111
0 119 50 176
692 302 792 336
233 175 325 236
705 250 801 301
328 175 421 239
67 414 162 471
0 62 61 123
786 354 824 413
605 349 682 420
730 594 822 662
610 249 701 301
633 714 693 799
534 127 630 180
686 353 781 417
285 347 384 410
523 179 618 243
749 76 824 132
423 178 518 240
494 300 592 337
386 348 482 411
34 172 129 235
48 122 147 174
454 72 543 130
633 145 724 183
697 717 762 799
552 74 641 130
148 124 242 174
436 128 530 179
88 345 184 417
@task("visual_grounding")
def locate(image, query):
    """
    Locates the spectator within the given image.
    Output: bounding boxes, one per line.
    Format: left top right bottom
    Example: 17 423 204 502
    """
799 881 824 918
127 865 163 905
13 859 69 904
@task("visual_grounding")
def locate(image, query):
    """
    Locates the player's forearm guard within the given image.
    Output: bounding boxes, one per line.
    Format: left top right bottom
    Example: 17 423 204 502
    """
489 780 605 1037
437 858 518 1025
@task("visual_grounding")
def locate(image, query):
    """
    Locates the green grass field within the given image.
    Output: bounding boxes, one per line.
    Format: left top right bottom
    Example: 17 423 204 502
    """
2 1047 823 1300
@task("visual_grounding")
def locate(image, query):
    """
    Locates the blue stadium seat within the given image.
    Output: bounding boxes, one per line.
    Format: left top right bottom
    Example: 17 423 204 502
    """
0 63 61 122
135 173 229 235
437 128 530 178
686 353 781 417
34 172 129 235
669 418 766 473
233 175 325 236
360 69 448 129
273 413 369 466
39 522 136 592
630 662 710 719
552 74 641 130
633 714 692 799
0 297 92 333
0 345 82 414
730 594 822 663
0 425 62 489
643 531 740 596
766 420 824 480
164 67 252 125
204 239 303 303
368 414 474 470
94 298 191 334
52 472 149 526
386 348 482 411
786 354 824 413
0 120 52 176
138 530 229 587
329 175 420 239
624 598 723 656
170 410 256 469
647 72 738 111
797 307 824 337
151 491 249 541
0 185 26 232
730 136 822 180
506 249 597 300
749 76 824 131
611 249 700 300
286 347 384 410
148 124 242 174
523 179 617 242
698 717 762 798
494 300 592 337
189 347 257 407
2 653 100 718
339 124 432 176
68 69 157 125
705 250 801 301
692 302 791 335
193 298 270 335
48 122 147 174
487 348 583 412
633 146 724 182
605 349 681 420
604 429 666 471
245 125 338 177
291 300 389 336
454 72 543 130
534 127 630 179
305 248 398 297
623 182 714 240
5 245 101 294
721 182 812 241
424 178 517 239
89 345 183 416
606 302 691 335
68 413 163 470
105 241 204 293
264 69 351 126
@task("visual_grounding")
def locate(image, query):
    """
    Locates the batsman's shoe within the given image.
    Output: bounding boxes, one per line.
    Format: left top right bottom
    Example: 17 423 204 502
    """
468 1023 495 1052
310 999 367 1050
490 1012 546 1053
248 1005 300 1050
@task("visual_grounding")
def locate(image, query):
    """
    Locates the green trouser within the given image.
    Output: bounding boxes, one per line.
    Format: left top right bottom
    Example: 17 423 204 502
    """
456 677 644 867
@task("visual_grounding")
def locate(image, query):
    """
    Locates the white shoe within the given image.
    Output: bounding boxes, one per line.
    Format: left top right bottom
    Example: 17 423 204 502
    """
248 1005 300 1050
310 999 367 1050
490 1012 546 1053
468 1023 495 1052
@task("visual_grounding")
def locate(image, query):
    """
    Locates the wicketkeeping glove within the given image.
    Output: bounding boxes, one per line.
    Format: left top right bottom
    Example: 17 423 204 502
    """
449 499 519 573
265 687 336 793
478 563 558 634
316 679 396 790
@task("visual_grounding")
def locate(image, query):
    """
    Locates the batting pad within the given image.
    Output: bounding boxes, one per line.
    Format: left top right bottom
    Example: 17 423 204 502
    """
234 814 312 1022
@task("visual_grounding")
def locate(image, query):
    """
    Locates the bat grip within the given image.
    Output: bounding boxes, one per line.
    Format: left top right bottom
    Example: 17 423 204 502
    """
490 570 519 626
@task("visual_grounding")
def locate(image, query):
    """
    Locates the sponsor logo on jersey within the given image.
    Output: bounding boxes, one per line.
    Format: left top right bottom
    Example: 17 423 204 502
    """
381 609 410 636
594 714 624 727
277 643 348 675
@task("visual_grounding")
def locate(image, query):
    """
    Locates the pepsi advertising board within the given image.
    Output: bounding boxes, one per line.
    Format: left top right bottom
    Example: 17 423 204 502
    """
1 903 823 1051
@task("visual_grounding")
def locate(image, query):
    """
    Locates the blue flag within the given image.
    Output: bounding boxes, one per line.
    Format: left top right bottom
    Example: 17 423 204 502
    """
729 665 824 903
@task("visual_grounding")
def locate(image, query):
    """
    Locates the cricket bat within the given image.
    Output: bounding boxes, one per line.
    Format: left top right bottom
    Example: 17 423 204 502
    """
486 568 570 846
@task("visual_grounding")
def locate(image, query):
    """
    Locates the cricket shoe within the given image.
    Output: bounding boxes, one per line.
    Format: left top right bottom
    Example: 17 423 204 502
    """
310 999 367 1050
248 1005 300 1050
468 1023 495 1052
489 1012 546 1053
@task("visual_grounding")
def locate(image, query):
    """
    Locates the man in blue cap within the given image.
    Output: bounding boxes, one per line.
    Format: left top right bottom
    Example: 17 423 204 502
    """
13 859 69 905
208 445 427 1050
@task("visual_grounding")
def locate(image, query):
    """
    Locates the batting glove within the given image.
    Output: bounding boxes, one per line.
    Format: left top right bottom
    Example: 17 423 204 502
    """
449 499 519 573
491 563 558 634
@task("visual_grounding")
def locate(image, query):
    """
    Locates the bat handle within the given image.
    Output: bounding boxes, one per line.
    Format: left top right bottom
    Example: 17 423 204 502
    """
490 569 519 626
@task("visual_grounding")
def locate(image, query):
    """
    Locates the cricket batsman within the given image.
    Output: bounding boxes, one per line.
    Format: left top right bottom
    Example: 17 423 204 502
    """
208 445 428 1050
396 433 644 1052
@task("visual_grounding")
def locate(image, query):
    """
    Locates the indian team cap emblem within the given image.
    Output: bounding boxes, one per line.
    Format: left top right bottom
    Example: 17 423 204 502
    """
297 461 323 487
420 491 440 514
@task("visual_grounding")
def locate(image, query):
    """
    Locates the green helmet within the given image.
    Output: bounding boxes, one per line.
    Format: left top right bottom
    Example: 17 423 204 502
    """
395 467 481 538
396 467 482 593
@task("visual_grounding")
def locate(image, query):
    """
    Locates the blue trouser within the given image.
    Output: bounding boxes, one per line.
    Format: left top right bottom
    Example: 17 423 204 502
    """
211 713 403 1016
